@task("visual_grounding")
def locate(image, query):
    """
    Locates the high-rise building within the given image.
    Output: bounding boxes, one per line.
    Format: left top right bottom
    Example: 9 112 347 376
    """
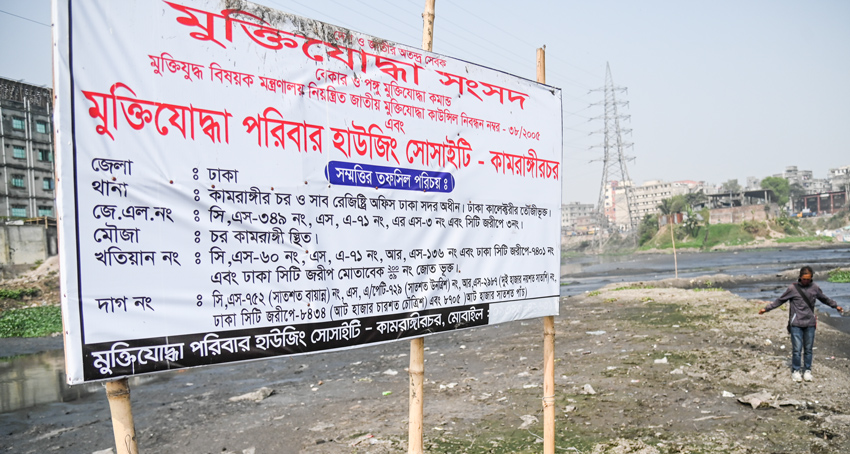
603 180 633 230
773 165 830 194
0 77 55 219
828 165 850 193
561 202 596 232
745 176 761 191
775 166 811 186
625 179 706 223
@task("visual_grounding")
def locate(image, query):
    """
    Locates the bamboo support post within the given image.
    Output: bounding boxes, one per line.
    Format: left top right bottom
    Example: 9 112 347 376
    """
537 46 556 454
408 337 425 453
105 378 139 454
421 0 436 54
543 316 556 453
408 3 435 453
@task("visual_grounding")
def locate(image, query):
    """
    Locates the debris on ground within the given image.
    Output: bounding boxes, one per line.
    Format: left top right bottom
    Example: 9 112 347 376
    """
228 387 274 403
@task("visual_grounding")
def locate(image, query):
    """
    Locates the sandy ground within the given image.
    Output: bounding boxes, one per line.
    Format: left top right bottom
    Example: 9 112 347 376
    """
2 275 850 454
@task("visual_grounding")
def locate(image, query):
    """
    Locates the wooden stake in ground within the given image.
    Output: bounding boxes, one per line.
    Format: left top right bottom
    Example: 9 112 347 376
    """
670 219 678 278
105 378 139 454
537 46 556 454
408 2 435 453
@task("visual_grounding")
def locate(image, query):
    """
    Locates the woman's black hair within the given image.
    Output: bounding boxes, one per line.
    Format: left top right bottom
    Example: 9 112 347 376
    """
799 266 814 278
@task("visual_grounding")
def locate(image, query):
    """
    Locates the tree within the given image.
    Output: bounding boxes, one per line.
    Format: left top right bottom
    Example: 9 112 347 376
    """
638 214 659 246
789 183 806 211
760 176 790 206
684 190 707 209
657 195 686 217
682 206 701 237
721 179 742 193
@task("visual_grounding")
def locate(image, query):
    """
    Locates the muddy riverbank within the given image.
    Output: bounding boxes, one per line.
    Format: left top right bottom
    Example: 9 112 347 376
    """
3 279 850 453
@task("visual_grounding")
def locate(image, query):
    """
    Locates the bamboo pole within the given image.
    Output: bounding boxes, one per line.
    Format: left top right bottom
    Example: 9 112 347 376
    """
543 316 555 452
408 337 425 453
670 218 678 278
537 46 556 454
421 0 436 53
408 3 435 453
105 378 139 454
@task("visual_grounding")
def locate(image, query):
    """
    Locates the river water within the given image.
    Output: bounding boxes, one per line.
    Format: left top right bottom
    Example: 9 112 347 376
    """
2 246 849 413
560 246 850 307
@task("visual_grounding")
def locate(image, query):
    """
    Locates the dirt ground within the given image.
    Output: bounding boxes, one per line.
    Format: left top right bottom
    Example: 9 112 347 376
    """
2 272 850 454
0 255 61 313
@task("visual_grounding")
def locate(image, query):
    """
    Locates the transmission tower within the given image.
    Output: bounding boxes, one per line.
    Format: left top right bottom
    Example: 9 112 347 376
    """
590 62 636 237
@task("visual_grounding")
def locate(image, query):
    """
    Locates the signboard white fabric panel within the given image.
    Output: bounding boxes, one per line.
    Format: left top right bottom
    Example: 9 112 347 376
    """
53 0 562 383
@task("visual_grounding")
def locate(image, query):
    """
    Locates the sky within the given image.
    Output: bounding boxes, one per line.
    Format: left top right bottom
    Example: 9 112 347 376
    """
2 0 849 205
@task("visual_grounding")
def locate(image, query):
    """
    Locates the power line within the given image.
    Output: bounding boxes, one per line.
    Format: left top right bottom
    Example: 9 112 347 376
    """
268 4 585 94
325 0 420 44
264 0 354 33
393 0 602 90
444 2 603 85
0 9 50 27
350 0 421 37
266 0 522 75
266 1 602 98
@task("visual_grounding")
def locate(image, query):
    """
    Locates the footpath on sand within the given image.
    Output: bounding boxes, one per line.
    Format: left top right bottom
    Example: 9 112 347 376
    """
2 281 850 453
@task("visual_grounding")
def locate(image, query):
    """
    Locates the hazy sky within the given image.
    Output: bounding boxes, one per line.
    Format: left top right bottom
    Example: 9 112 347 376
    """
2 0 848 204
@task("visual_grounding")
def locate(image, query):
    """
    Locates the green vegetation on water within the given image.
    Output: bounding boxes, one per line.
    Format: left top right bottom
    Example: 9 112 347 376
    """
612 285 656 291
776 236 833 244
0 288 40 300
828 270 850 283
0 306 62 338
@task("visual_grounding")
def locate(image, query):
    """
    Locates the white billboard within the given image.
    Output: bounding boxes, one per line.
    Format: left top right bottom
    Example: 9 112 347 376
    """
53 0 562 383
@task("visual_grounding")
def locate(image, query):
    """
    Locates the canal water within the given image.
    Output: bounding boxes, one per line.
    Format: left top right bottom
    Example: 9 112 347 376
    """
2 246 849 413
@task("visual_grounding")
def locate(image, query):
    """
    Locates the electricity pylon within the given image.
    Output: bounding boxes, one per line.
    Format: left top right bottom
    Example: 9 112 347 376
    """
589 62 636 242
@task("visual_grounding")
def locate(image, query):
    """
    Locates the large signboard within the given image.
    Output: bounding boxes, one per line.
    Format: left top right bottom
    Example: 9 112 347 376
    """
53 0 562 384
